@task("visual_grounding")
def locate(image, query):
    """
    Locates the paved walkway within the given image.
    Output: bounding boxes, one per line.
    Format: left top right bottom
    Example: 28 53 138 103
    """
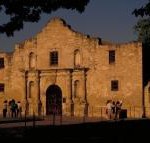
0 116 107 128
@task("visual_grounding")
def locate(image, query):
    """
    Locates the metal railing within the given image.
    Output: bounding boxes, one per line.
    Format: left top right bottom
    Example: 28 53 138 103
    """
0 106 150 128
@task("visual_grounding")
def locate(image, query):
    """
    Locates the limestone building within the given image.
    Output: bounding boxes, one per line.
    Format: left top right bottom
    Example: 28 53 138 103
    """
0 18 147 117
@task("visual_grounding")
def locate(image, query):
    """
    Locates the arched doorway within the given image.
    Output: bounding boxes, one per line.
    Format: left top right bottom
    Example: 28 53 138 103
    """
46 84 62 115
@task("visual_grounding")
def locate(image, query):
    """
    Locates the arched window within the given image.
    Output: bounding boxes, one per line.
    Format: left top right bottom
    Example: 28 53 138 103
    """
29 52 36 69
74 80 80 98
29 81 34 98
74 50 81 68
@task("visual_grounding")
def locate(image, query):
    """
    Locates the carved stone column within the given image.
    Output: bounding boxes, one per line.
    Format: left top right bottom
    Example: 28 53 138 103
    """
83 68 89 117
70 70 74 116
66 69 74 116
35 70 41 116
81 70 86 102
22 70 28 115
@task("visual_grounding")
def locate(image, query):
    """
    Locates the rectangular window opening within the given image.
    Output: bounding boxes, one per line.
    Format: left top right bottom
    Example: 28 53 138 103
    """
109 50 115 64
111 80 119 91
0 58 4 69
50 51 58 66
0 83 4 92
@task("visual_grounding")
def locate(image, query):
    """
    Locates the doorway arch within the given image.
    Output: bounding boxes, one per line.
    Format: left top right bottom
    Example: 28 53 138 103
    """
46 84 62 115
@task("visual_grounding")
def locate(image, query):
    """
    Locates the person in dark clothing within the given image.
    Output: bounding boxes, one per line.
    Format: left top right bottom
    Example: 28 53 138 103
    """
115 101 122 119
11 99 17 118
3 100 7 118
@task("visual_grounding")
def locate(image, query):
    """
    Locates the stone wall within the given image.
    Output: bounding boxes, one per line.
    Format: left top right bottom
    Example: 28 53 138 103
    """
0 18 145 117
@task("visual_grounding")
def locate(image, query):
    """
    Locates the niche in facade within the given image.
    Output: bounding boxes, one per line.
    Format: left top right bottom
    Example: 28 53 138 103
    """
74 50 81 68
29 52 36 69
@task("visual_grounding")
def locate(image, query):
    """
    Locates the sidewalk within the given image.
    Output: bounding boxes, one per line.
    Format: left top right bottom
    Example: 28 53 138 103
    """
1 115 145 129
0 115 106 128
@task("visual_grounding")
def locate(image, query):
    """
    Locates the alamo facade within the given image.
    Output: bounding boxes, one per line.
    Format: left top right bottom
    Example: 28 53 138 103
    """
0 18 150 118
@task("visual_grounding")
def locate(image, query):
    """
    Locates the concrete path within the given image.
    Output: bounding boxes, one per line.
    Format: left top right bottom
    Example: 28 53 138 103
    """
0 116 107 128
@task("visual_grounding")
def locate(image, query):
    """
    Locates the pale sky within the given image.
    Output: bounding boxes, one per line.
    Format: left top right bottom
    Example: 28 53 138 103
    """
0 0 148 52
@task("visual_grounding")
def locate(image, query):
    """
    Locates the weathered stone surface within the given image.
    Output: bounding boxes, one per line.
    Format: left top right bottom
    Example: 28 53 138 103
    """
0 17 147 117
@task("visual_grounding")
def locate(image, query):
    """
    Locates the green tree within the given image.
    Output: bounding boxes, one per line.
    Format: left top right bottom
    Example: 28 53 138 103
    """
133 1 150 45
133 1 150 86
0 0 90 36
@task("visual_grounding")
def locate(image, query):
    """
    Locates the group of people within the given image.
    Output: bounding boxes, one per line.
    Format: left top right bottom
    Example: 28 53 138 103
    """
106 100 122 120
3 99 22 118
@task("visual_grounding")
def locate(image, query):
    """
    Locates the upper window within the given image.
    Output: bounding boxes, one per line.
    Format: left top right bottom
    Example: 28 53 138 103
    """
109 50 115 64
50 51 58 66
74 50 81 68
0 83 4 92
111 80 119 91
0 58 4 69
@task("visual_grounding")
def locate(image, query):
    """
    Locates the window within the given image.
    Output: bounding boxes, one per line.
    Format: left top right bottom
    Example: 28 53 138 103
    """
0 83 4 92
63 97 66 103
0 58 4 69
111 80 119 91
109 50 115 64
50 51 58 66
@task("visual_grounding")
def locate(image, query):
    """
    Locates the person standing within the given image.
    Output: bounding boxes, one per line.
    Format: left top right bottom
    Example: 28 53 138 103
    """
8 100 12 118
11 99 17 118
3 100 7 118
17 101 22 118
115 101 122 119
106 100 113 119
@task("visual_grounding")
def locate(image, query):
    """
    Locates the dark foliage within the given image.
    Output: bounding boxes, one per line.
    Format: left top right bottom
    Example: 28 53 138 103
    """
133 1 150 86
0 0 90 36
132 1 150 17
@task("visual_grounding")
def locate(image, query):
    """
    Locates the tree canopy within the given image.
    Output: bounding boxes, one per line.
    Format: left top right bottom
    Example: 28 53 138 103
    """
133 1 150 17
0 0 90 36
132 1 150 43
133 1 150 86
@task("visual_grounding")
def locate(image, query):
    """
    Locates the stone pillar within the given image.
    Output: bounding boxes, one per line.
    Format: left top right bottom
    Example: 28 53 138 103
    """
66 69 74 116
70 70 74 116
83 69 89 117
81 70 86 102
35 71 41 116
22 71 28 115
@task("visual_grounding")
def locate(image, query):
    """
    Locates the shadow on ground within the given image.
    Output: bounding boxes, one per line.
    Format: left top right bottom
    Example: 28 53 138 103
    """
0 118 149 143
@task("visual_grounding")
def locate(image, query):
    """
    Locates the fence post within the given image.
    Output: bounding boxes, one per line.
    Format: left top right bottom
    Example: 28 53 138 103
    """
42 106 44 120
52 103 56 125
130 107 131 118
134 106 135 118
53 113 55 125
83 103 88 123
33 111 35 127
92 106 93 117
60 114 62 125
25 109 27 127
142 106 146 118
100 107 102 119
